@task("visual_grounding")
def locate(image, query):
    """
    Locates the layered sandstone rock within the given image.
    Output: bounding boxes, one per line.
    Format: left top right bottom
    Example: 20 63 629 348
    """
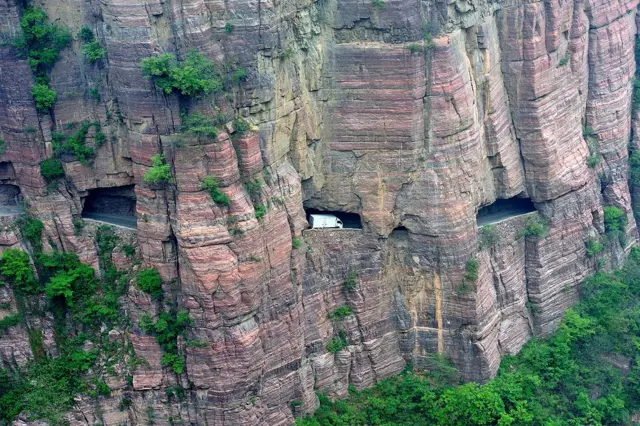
0 0 639 424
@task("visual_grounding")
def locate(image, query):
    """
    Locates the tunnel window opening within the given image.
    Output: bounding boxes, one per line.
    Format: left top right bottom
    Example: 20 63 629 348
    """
305 208 362 229
82 185 137 229
0 184 24 217
476 196 536 226
390 225 409 239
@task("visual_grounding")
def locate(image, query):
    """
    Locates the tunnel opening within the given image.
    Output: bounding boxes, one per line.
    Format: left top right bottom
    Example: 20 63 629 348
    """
0 184 24 216
82 185 137 229
305 207 362 229
476 196 536 226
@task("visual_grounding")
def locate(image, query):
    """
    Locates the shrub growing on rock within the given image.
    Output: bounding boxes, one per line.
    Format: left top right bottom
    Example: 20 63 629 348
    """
181 112 218 138
31 83 57 112
40 158 65 181
479 225 500 249
326 331 348 353
201 176 230 206
82 40 105 63
136 268 163 298
143 154 171 185
141 50 223 97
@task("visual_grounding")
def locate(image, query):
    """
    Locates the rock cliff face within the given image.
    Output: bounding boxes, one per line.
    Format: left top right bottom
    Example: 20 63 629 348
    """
0 0 639 424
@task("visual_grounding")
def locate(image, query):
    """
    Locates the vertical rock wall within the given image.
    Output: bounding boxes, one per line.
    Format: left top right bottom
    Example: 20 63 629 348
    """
0 0 639 424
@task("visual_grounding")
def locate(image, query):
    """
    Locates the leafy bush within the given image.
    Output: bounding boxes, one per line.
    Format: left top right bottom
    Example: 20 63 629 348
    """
17 7 71 112
585 238 604 257
52 122 100 164
18 6 71 78
202 176 230 206
233 117 250 134
254 204 266 220
16 216 44 252
0 249 38 293
326 331 348 353
82 40 105 63
77 26 94 42
136 268 163 298
603 206 626 234
40 157 65 181
479 225 500 249
224 23 233 34
181 112 218 138
0 313 21 331
45 262 95 307
328 305 353 320
138 310 191 373
141 50 223 97
457 258 479 295
406 43 422 54
292 237 302 249
246 179 263 200
516 217 548 239
0 139 5 155
31 83 56 112
143 154 171 185
122 245 136 258
342 271 358 291
371 0 386 8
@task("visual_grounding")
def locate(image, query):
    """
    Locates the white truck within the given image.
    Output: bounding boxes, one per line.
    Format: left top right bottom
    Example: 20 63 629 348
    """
309 214 343 229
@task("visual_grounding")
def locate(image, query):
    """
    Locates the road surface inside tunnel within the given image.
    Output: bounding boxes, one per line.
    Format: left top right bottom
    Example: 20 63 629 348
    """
81 212 137 230
476 197 536 227
305 208 363 229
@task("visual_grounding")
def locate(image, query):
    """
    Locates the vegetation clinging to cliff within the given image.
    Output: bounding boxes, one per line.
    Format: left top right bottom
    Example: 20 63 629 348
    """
143 154 172 185
16 6 71 112
141 50 223 97
298 247 640 425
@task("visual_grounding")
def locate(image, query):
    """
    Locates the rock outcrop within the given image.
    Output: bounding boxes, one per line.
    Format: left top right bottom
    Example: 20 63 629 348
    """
0 0 639 424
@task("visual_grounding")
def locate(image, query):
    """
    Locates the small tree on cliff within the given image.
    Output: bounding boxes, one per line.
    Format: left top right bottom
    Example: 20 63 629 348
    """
143 154 172 185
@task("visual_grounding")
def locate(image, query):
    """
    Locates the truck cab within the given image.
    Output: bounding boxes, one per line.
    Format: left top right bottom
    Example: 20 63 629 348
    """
309 214 344 229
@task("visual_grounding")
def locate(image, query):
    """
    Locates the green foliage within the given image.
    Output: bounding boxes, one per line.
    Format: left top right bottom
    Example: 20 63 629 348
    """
585 238 604 257
246 179 264 200
254 204 266 220
16 215 44 252
0 313 22 331
292 237 302 249
138 310 191 374
0 242 132 425
202 176 231 207
342 271 358 291
0 249 38 293
327 305 353 320
77 26 94 42
40 157 65 181
136 268 163 298
82 40 105 63
141 50 223 97
406 43 422 54
370 0 386 9
143 153 171 185
52 121 101 164
224 23 233 34
31 83 56 112
326 330 348 353
603 206 626 234
479 224 500 249
586 154 600 168
122 245 136 258
298 248 640 426
558 56 569 67
18 6 71 78
17 7 71 113
233 117 250 134
0 138 5 155
457 258 479 295
516 217 548 239
180 112 218 138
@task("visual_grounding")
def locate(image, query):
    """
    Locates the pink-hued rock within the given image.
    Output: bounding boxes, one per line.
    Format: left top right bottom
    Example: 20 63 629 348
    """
0 0 639 423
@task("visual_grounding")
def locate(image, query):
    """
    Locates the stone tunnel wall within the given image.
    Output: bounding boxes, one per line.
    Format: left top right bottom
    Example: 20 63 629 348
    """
0 0 638 424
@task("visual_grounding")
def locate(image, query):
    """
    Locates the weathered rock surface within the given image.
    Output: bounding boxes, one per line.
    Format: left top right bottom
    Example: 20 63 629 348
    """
0 0 639 424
